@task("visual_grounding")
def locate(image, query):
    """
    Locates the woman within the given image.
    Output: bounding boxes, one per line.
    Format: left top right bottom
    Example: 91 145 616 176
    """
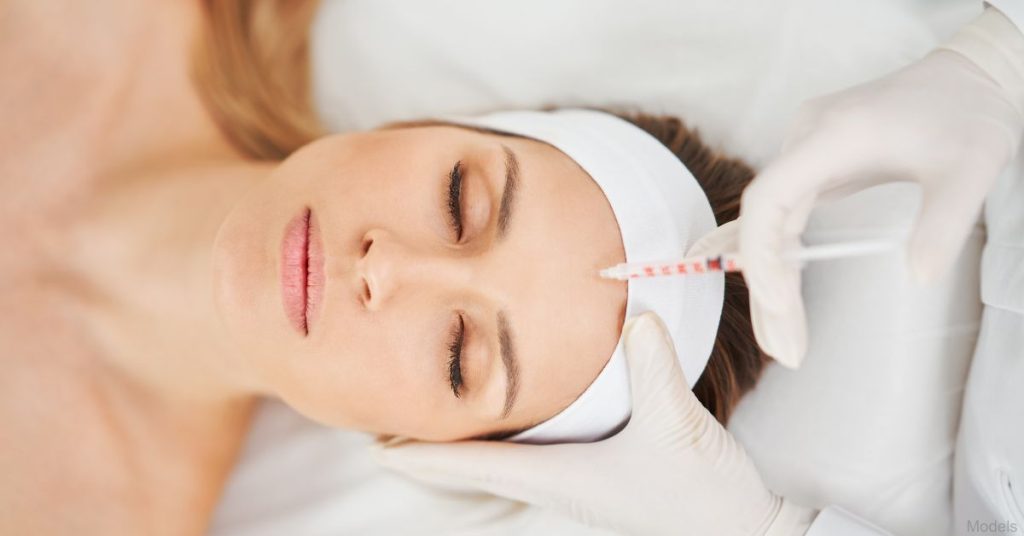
0 1 767 533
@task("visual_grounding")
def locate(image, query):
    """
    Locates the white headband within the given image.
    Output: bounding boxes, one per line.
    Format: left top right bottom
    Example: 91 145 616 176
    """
446 109 724 444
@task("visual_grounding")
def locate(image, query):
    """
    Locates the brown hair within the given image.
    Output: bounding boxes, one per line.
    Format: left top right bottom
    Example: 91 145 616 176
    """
191 5 768 426
615 112 770 424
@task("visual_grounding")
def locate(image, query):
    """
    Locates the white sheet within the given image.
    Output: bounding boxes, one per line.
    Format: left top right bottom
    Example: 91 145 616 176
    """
213 1 985 534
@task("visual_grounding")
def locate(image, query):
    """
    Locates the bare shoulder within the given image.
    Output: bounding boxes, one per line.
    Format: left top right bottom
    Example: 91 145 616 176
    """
0 276 212 536
0 0 120 204
0 326 214 535
0 285 153 533
0 278 236 536
0 0 180 193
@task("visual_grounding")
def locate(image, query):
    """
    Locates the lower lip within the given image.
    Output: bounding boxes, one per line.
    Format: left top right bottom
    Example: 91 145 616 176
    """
280 208 324 335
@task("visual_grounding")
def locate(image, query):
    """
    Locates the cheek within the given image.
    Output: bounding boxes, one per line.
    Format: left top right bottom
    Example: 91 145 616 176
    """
264 311 449 435
318 171 446 248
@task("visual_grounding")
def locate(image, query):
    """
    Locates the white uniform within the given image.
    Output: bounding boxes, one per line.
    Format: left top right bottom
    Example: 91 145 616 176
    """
808 175 1022 524
952 141 1024 536
950 5 1024 520
808 3 1024 534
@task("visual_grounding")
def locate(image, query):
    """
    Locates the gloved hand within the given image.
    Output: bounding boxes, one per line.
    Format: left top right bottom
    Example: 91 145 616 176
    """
372 312 817 536
739 15 1024 366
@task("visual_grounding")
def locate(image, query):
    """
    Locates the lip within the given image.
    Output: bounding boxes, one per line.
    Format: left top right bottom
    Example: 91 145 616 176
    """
280 208 325 335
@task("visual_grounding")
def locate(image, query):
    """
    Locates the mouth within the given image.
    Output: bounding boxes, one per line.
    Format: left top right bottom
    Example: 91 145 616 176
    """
281 207 325 336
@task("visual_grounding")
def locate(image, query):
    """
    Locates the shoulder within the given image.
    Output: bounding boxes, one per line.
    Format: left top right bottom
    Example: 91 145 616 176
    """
0 297 150 531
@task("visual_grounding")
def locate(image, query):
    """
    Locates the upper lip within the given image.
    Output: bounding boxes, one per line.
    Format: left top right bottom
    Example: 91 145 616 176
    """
305 210 324 333
281 208 325 336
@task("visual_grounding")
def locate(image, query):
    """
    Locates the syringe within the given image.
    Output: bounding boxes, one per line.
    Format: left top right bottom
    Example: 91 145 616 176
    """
598 239 900 280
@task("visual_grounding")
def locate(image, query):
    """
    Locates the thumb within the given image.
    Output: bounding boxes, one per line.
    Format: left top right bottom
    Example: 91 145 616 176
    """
686 219 740 258
621 313 701 430
372 436 574 505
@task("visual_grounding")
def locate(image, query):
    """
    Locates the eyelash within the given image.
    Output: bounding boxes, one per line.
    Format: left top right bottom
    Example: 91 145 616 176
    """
446 161 464 241
447 314 465 398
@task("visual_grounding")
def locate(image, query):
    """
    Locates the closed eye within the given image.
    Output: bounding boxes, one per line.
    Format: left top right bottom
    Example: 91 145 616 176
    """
446 161 464 241
447 314 465 398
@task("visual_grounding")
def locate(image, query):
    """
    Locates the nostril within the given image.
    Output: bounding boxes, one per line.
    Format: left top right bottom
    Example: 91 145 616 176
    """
361 236 373 257
362 278 372 304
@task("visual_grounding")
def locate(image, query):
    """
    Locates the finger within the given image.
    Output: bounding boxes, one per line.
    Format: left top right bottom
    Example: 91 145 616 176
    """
907 176 990 284
749 292 808 368
372 437 573 504
739 147 822 313
622 313 698 426
741 136 827 315
622 313 725 458
686 219 740 258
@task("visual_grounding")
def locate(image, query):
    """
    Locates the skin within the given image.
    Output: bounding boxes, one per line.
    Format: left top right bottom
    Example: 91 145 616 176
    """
1 1 259 533
214 126 627 440
0 0 625 532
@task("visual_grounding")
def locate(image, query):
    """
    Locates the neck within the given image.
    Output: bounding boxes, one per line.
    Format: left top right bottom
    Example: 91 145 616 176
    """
24 0 276 411
61 159 276 411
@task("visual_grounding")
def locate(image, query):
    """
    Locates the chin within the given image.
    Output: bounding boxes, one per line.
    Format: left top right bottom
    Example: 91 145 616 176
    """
210 198 278 352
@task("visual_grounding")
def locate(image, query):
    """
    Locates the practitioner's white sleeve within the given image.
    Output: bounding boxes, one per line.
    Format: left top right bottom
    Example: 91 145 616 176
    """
946 4 1024 110
804 506 893 536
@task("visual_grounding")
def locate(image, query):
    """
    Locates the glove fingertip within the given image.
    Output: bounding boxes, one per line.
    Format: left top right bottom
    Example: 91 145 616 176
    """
624 313 674 357
773 340 806 370
624 312 690 389
750 301 808 369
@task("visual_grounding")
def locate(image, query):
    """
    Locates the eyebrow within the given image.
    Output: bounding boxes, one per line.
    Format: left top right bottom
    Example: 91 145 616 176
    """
497 310 520 419
497 145 519 240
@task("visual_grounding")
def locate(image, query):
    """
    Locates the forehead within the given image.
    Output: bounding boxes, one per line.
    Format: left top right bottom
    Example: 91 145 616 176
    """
464 127 627 429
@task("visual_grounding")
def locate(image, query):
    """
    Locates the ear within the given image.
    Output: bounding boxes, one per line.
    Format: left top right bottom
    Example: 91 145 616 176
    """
686 219 740 257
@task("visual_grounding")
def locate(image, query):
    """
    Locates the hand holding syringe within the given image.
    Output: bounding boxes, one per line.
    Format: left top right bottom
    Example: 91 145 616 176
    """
599 239 901 280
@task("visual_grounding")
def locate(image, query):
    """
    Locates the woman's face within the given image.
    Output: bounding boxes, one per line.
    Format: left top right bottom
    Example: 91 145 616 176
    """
213 125 626 441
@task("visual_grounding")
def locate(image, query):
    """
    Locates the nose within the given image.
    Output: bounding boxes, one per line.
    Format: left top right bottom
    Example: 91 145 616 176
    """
357 229 474 311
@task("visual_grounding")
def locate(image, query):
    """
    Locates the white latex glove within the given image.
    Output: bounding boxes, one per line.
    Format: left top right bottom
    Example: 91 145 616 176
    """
373 312 817 536
739 9 1024 367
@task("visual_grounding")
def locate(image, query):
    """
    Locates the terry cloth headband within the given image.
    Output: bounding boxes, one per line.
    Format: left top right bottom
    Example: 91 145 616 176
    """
445 109 725 444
